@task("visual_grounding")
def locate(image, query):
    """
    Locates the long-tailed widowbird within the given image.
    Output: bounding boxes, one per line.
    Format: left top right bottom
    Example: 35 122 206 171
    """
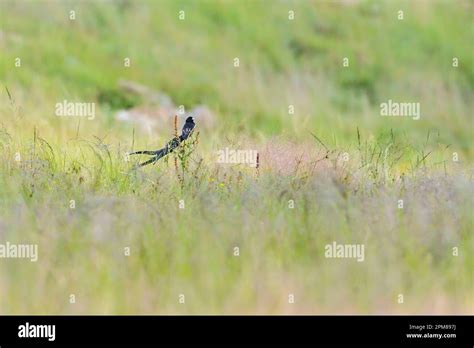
129 116 196 167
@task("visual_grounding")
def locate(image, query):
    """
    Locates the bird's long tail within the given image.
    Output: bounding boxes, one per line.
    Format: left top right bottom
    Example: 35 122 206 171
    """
130 136 181 168
129 150 158 155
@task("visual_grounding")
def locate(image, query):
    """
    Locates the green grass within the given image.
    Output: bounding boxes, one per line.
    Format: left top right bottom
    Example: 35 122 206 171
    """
0 0 472 314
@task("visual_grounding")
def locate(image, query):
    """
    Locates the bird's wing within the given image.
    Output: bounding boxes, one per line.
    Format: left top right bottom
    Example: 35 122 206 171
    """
180 123 195 141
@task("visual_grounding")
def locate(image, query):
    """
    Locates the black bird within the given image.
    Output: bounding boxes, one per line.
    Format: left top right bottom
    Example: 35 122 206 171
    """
129 117 196 167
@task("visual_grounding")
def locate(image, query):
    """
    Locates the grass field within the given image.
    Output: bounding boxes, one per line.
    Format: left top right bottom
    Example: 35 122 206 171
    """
0 0 472 314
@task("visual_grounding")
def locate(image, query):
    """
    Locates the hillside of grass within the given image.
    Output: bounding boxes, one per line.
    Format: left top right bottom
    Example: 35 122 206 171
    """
1 0 473 155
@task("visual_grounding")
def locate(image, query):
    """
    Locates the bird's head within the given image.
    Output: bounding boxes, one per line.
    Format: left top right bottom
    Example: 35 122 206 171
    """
185 116 195 124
